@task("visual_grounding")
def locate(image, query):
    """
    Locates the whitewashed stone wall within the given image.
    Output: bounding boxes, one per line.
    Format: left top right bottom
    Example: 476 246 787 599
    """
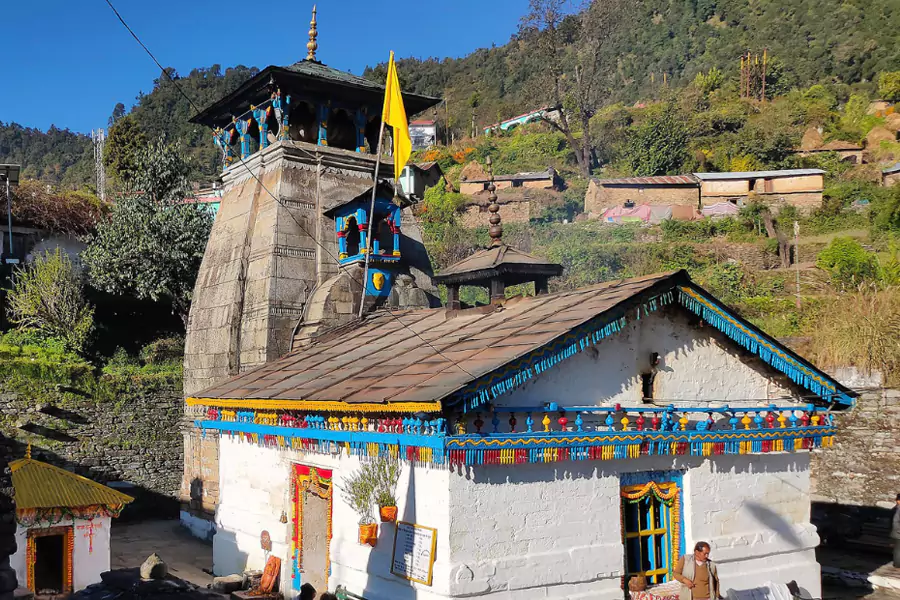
215 436 451 599
11 516 112 592
447 453 819 600
500 309 795 412
217 438 820 600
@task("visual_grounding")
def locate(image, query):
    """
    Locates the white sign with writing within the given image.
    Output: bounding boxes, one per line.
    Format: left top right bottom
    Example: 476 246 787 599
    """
390 521 437 585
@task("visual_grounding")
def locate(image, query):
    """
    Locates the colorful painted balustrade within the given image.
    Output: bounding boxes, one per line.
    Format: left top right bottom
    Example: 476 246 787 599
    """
196 403 835 466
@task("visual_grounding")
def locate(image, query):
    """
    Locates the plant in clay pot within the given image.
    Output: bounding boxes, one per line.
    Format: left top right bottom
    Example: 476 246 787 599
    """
373 457 401 522
340 465 377 546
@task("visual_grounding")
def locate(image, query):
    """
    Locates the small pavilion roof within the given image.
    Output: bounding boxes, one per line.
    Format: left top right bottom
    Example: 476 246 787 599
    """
11 456 133 510
432 244 563 286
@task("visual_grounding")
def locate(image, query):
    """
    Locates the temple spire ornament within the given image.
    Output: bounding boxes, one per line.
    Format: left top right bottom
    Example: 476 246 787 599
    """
485 156 503 247
306 5 319 61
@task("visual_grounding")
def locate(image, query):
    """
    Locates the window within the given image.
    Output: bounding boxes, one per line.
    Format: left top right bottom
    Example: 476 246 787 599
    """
621 478 680 585
641 373 655 402
511 180 523 188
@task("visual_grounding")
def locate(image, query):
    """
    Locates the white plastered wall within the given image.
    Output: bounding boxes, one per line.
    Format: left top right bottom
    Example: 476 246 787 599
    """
215 436 451 599
496 308 794 415
448 453 820 600
12 516 111 592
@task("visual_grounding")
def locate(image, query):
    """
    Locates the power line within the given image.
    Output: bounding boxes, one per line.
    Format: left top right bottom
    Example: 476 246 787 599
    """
101 0 476 380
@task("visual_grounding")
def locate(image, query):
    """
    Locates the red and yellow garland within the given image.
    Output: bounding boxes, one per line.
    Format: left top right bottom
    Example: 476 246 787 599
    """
291 465 333 590
620 481 681 582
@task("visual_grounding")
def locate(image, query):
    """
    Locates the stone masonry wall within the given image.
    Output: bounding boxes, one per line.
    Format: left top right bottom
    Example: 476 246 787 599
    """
0 382 183 518
811 386 900 506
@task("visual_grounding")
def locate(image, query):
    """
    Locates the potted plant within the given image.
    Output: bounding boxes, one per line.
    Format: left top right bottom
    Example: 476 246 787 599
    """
340 466 377 546
373 457 401 523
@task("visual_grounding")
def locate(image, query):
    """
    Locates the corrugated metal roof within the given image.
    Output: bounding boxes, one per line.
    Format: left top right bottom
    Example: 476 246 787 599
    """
592 175 698 186
884 163 900 175
466 169 555 183
11 458 134 510
693 169 825 180
193 273 680 404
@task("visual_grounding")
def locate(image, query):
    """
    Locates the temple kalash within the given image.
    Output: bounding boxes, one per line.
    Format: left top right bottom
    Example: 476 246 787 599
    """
179 7 856 600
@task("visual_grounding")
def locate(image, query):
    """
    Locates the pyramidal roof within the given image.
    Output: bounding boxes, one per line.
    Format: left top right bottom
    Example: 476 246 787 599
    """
11 456 133 510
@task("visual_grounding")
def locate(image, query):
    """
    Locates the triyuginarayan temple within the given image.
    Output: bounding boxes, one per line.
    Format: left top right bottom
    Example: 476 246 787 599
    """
180 9 855 600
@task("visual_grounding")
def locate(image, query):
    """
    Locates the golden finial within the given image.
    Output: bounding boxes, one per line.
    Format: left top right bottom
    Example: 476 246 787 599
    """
25 444 31 459
306 5 319 61
486 156 503 247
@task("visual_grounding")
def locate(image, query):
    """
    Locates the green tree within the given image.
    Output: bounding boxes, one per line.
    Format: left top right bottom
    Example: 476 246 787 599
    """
816 237 878 287
623 105 689 176
104 115 149 188
6 249 95 353
877 71 900 103
84 139 214 324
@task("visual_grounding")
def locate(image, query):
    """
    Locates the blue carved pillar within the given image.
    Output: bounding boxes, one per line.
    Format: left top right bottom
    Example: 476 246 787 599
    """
356 207 368 253
234 117 252 159
356 108 367 153
317 103 330 146
273 90 291 141
391 206 402 257
336 216 348 259
213 127 236 171
254 105 272 150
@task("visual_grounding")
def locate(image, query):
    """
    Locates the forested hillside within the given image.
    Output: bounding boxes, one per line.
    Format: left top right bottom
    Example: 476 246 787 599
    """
4 0 900 187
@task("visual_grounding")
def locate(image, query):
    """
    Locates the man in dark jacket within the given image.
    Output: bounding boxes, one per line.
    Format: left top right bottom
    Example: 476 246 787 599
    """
893 494 900 568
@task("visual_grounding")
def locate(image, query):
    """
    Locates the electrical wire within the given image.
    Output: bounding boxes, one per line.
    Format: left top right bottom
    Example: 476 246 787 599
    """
101 0 476 380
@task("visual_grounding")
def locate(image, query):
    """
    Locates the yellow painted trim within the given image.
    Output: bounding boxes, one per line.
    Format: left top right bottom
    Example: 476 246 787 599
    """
186 397 442 413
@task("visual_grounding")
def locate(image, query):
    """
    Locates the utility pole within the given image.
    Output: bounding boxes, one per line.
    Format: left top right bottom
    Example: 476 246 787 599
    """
794 221 801 309
92 128 107 201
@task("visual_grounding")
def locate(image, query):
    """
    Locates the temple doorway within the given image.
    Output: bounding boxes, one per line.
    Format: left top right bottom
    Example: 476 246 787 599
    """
292 465 332 594
28 526 73 597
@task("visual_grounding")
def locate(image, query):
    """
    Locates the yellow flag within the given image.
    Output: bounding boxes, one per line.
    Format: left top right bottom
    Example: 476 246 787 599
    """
382 51 411 178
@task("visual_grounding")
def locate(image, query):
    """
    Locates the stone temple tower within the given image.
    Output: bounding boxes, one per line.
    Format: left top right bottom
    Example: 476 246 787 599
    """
180 8 441 537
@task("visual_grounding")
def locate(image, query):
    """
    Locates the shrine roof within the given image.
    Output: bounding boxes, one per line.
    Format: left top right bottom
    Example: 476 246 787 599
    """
190 60 441 129
189 270 857 409
432 244 564 286
11 457 134 510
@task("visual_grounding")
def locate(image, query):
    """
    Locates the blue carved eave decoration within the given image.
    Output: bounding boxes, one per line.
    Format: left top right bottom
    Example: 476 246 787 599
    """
446 271 856 412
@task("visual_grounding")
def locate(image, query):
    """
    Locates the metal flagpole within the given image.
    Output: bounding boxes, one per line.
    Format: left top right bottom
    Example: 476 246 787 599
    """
5 176 12 256
794 221 801 309
359 120 387 318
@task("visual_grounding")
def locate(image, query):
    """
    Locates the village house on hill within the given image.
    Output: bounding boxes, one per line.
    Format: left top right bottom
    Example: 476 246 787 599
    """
182 12 854 600
586 169 826 220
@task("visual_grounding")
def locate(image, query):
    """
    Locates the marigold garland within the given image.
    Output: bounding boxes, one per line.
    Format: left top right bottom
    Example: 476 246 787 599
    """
291 465 333 591
620 482 681 581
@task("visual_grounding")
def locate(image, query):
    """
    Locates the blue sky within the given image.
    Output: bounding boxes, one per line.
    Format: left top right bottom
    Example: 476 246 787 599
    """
3 0 529 134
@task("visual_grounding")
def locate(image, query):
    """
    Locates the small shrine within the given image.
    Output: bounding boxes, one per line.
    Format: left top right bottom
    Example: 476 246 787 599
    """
10 448 133 596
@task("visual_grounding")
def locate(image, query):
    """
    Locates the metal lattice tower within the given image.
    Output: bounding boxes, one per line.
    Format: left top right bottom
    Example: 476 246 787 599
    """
91 128 106 201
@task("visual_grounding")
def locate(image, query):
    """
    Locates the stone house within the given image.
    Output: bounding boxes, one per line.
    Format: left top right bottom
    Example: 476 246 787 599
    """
10 450 132 595
797 140 864 164
458 168 558 195
585 175 700 218
883 163 900 187
409 120 437 150
694 169 825 211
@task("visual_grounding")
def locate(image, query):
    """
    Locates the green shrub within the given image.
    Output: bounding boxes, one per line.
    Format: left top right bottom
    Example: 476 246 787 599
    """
6 249 94 353
140 336 184 365
816 237 878 286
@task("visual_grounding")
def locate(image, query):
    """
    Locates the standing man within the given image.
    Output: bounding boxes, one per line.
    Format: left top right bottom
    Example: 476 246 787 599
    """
674 542 721 600
892 493 900 568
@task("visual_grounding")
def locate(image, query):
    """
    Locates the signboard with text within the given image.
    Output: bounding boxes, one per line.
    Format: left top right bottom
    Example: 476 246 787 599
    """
390 521 437 585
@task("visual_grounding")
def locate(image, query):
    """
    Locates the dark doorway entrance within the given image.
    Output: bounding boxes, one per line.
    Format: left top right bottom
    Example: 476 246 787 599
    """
34 534 65 593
